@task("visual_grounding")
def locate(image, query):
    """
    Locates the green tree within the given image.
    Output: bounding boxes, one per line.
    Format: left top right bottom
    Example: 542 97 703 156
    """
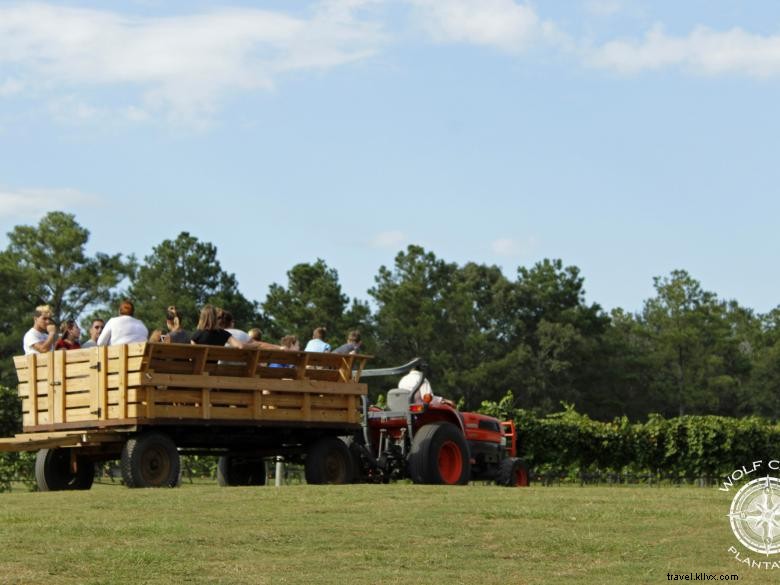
128 232 260 333
639 270 756 416
370 246 518 407
0 212 132 387
262 259 372 346
4 212 133 324
504 259 609 414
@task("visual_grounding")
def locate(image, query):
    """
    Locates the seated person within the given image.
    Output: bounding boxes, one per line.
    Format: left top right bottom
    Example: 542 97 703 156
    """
55 320 81 350
304 327 331 352
98 300 148 346
333 330 362 354
397 370 454 407
270 335 300 368
23 305 57 355
165 306 190 343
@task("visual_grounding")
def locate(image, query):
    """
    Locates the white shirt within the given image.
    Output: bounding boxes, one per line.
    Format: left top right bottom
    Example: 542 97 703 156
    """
398 370 433 400
97 315 149 346
23 328 49 355
225 328 250 345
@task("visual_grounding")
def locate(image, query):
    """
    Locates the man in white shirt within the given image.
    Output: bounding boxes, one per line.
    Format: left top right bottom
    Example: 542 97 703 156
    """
97 300 148 346
81 318 105 348
23 305 57 355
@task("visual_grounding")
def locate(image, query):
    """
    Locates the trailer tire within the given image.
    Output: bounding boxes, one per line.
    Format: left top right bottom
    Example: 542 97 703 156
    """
35 448 94 491
217 456 267 486
121 432 180 488
341 436 368 483
497 457 529 487
305 436 354 484
408 422 471 485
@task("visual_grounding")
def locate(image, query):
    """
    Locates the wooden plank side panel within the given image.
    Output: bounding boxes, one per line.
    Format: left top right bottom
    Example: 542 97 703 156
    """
209 406 252 420
55 350 66 424
27 354 38 427
209 391 253 407
144 373 367 396
98 345 109 420
305 369 341 383
117 344 128 419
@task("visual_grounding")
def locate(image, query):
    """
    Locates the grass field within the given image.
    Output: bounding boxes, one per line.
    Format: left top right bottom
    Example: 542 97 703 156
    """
0 482 767 585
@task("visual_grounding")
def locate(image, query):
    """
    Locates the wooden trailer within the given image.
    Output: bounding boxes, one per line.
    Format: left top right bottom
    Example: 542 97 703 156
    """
0 343 369 490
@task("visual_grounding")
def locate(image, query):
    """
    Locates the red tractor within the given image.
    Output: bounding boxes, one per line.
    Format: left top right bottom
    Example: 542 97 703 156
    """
348 358 529 486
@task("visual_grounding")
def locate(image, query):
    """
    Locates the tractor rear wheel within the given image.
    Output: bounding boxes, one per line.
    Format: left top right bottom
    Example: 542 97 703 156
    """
497 457 529 487
120 432 180 488
35 448 94 491
305 436 354 484
217 456 267 486
408 422 471 485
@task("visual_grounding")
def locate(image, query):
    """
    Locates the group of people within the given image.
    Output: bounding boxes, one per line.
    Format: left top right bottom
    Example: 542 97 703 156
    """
22 302 363 357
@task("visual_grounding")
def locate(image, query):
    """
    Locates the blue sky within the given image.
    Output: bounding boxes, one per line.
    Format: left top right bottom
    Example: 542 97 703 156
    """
0 0 778 315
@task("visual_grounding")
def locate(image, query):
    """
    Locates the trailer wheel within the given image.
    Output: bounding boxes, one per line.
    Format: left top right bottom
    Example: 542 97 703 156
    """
408 422 471 485
497 457 530 487
341 436 367 483
217 456 267 486
121 432 180 488
35 448 95 491
305 436 354 484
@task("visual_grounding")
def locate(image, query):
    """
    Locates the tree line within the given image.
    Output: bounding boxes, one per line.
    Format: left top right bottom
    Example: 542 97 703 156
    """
1 211 778 423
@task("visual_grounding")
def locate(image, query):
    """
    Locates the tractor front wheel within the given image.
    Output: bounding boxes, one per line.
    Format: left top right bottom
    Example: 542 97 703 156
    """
408 422 471 485
496 457 530 487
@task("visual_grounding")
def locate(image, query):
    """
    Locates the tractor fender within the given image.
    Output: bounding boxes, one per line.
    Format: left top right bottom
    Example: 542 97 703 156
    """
414 402 466 437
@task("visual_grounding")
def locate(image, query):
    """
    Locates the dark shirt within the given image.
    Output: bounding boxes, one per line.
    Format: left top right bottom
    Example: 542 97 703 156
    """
168 329 191 344
334 342 361 354
191 329 231 346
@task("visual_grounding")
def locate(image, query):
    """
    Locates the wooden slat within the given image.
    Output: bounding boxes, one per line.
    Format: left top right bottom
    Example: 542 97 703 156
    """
245 349 260 377
191 346 208 375
306 370 341 383
210 406 252 420
27 354 38 427
310 395 349 409
117 344 128 419
253 390 263 420
54 351 66 424
151 404 202 419
347 395 358 424
209 391 253 407
146 386 155 418
265 395 304 409
149 389 202 404
145 373 366 395
99 345 109 420
202 388 210 419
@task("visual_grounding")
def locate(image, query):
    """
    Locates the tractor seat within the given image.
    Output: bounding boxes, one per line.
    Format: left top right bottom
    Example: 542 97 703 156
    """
386 388 413 412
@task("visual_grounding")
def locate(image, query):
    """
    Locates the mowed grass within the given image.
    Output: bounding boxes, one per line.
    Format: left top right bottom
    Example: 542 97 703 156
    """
0 483 763 585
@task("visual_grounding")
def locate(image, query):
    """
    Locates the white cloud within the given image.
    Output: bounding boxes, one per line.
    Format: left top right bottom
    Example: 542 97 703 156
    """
0 187 100 220
0 77 24 97
0 2 384 122
408 0 561 53
371 230 407 249
587 25 780 77
584 0 623 17
491 236 536 258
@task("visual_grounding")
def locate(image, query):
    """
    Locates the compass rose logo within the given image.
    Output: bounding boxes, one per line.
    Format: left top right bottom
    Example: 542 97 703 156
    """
728 476 780 556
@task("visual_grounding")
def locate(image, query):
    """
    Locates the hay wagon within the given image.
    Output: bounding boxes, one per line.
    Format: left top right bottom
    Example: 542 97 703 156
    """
0 343 369 490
